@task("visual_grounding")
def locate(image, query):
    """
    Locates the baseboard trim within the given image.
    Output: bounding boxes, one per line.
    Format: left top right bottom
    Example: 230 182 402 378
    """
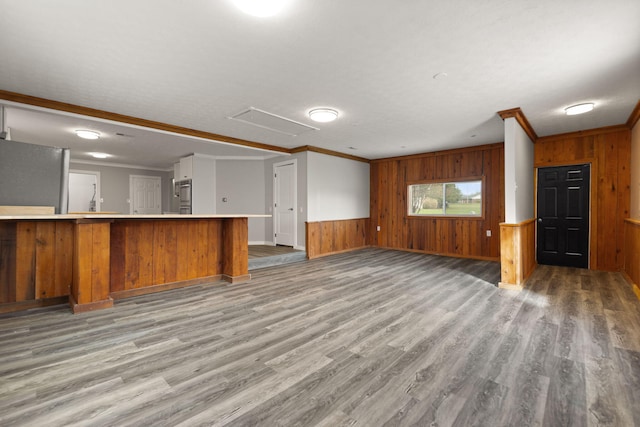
223 273 251 284
0 296 69 314
621 271 640 301
498 281 523 291
69 294 114 314
308 245 371 260
110 275 224 300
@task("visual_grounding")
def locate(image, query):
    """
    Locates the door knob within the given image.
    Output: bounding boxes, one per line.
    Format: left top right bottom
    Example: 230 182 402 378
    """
537 217 542 222
288 208 294 211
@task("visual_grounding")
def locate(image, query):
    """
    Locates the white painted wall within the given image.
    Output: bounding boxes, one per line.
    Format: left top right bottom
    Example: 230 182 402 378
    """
504 117 534 223
191 154 216 214
631 120 640 219
307 151 370 221
69 162 173 214
216 159 266 243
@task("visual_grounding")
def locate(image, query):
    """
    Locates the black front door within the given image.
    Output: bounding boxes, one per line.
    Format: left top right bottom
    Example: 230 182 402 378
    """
536 164 590 268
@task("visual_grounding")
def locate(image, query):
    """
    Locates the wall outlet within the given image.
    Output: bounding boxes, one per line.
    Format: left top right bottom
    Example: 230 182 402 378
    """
377 225 381 231
486 230 492 237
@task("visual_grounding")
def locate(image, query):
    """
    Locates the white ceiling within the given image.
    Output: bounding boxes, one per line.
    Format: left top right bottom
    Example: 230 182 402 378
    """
0 0 639 169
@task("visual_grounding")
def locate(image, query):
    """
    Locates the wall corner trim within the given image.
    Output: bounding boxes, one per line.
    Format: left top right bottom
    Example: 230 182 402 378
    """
626 100 640 129
497 107 538 142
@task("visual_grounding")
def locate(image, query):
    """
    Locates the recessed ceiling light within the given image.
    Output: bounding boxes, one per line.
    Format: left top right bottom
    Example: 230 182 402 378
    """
76 130 100 140
565 103 594 115
309 108 339 123
89 152 110 159
231 0 291 17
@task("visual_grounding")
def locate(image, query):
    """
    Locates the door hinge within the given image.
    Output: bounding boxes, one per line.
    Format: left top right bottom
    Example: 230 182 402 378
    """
275 233 277 237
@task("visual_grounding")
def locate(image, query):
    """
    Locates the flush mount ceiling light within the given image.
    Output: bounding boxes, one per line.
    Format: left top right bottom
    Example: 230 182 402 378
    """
565 103 594 116
309 108 339 123
89 152 110 159
75 130 101 140
231 0 291 17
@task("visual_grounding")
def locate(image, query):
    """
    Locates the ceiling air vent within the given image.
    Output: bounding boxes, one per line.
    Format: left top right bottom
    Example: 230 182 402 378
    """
229 107 318 136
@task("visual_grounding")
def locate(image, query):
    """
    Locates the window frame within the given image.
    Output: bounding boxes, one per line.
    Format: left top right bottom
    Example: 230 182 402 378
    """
407 176 486 220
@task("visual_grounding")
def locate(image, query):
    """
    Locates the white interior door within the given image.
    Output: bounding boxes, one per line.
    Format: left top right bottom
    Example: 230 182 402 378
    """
130 175 161 214
274 161 296 246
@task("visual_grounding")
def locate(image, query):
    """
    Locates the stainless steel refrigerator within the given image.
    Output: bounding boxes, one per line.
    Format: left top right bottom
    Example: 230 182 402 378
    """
0 139 70 214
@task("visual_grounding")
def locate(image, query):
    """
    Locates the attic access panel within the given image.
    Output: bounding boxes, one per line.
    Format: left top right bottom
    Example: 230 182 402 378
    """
229 107 318 136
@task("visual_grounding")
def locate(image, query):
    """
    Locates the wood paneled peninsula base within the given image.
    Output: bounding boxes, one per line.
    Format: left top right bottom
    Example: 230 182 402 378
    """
0 214 268 314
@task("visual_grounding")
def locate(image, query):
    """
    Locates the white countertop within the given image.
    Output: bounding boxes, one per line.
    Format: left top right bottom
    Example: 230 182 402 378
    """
0 214 271 220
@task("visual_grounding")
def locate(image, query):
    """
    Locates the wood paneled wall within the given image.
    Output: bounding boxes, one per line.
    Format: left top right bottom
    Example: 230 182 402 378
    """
70 221 112 312
535 127 631 271
306 218 369 259
370 143 504 260
499 219 536 289
110 219 223 293
624 219 640 299
0 221 73 306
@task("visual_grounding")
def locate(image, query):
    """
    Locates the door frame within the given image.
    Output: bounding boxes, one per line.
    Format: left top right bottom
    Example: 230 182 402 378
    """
534 160 594 268
273 159 297 247
129 174 162 214
69 169 101 212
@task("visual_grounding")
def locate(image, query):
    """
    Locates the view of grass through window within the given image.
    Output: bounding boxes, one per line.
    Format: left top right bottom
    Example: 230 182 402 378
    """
409 180 482 216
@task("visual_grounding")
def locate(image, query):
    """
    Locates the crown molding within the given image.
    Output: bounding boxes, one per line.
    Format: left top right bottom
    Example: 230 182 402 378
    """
290 145 370 163
497 107 538 142
370 142 504 163
0 89 290 155
70 158 171 172
536 124 630 143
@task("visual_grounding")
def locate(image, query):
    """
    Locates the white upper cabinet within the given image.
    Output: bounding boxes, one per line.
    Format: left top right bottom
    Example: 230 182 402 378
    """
179 156 193 180
173 162 181 181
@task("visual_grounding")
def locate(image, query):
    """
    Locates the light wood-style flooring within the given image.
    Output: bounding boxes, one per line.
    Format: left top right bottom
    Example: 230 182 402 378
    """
1 248 639 426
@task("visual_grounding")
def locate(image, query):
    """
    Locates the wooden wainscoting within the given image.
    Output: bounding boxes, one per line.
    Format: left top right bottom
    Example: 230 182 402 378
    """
110 219 225 296
624 219 640 299
499 219 537 290
70 220 112 313
306 218 369 259
0 221 72 312
535 127 631 271
370 143 504 260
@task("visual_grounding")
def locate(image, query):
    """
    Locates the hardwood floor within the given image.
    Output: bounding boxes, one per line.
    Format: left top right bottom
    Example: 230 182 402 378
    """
1 248 639 426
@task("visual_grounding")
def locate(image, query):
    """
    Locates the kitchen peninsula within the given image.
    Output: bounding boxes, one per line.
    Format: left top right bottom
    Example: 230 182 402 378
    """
0 214 269 313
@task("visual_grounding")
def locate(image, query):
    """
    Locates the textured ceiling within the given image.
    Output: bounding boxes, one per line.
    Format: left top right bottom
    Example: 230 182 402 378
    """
0 0 639 169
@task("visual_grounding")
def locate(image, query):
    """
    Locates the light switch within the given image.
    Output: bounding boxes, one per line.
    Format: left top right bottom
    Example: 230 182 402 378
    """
486 230 491 237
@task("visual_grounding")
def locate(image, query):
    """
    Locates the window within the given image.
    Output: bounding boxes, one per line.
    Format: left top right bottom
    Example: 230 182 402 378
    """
408 179 483 217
